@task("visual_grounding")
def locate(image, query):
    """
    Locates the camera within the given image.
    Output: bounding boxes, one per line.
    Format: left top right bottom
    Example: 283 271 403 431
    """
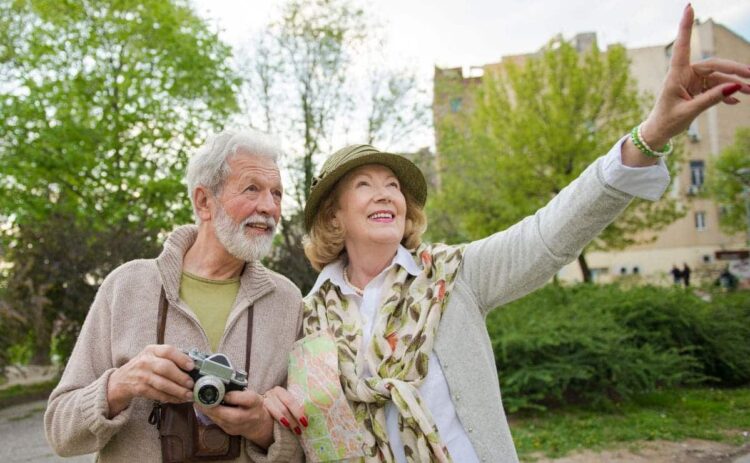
183 349 248 408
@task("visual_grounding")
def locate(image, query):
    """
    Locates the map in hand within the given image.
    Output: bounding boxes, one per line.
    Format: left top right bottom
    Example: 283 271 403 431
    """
288 331 365 462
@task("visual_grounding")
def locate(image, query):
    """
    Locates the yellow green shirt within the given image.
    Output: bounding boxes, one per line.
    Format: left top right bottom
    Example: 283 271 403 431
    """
179 271 240 352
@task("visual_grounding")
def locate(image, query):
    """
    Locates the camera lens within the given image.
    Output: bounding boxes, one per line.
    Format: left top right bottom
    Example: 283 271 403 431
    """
198 385 219 405
194 376 225 408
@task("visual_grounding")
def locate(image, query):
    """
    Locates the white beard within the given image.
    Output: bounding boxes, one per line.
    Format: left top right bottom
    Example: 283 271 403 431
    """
213 206 276 262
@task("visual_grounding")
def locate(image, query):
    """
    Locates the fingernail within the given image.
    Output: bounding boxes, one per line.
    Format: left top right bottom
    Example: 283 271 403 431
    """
722 83 742 96
186 380 194 389
294 426 302 435
300 416 308 427
185 391 193 400
280 417 290 428
185 361 194 370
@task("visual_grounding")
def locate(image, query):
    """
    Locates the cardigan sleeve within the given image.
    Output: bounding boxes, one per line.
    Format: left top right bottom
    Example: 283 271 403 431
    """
245 420 304 462
456 139 661 315
44 276 132 456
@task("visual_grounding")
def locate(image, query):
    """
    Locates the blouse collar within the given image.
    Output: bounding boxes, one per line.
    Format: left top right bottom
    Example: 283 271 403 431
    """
308 244 421 297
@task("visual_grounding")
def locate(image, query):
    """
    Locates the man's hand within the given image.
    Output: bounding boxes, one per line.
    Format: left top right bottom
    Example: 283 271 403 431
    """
195 390 275 449
107 344 195 417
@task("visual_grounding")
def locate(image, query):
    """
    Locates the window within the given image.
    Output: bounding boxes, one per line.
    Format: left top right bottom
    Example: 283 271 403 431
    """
620 267 627 275
632 266 640 275
702 254 712 263
449 98 462 113
590 267 609 282
690 160 705 187
687 120 700 142
695 211 706 231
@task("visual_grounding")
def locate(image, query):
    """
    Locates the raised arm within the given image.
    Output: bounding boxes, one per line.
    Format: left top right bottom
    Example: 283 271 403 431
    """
459 4 749 315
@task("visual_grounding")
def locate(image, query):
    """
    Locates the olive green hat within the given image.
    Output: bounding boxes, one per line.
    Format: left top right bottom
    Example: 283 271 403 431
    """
304 144 427 231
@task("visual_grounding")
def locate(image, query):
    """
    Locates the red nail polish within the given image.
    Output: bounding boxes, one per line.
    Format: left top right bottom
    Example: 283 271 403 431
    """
294 426 302 435
280 417 290 428
300 416 308 427
722 83 742 97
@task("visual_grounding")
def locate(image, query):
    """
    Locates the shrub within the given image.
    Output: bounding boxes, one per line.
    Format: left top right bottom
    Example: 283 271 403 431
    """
486 284 749 412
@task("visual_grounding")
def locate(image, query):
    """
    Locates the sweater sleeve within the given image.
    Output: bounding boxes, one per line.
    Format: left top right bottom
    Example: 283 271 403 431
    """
458 144 644 315
245 420 304 462
44 277 132 456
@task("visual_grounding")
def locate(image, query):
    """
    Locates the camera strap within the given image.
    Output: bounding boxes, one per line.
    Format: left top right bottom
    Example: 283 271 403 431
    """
148 286 255 428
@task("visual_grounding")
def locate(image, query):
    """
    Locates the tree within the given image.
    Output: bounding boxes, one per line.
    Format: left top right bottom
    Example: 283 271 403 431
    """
705 128 750 237
240 0 429 291
431 38 684 282
0 0 239 364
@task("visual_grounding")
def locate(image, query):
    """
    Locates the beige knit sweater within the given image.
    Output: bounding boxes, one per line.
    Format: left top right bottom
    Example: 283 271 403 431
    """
44 225 305 462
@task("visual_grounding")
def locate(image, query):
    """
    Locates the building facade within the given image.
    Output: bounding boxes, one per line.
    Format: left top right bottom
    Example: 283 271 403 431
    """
433 20 750 285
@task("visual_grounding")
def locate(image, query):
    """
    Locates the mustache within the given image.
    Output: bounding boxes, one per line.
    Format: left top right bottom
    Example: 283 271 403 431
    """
241 214 277 232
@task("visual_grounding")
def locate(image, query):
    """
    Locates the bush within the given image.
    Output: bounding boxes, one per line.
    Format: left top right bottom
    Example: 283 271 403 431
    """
486 284 750 412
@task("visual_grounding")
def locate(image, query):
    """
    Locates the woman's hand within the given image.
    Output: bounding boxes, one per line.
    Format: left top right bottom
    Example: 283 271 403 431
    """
262 386 308 436
640 4 750 149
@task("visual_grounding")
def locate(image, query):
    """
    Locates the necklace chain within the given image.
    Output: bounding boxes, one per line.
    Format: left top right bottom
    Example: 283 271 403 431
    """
343 265 364 296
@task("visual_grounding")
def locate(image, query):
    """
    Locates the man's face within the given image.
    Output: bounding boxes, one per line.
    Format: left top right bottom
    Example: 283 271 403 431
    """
211 153 282 262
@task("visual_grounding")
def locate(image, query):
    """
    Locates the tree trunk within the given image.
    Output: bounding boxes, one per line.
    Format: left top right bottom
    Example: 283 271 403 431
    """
577 252 592 283
30 333 51 365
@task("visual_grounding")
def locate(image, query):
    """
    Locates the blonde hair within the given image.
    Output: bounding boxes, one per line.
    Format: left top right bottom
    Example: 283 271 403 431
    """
303 182 427 272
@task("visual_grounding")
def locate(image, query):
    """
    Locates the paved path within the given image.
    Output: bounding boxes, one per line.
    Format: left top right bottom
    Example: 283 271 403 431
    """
0 400 92 463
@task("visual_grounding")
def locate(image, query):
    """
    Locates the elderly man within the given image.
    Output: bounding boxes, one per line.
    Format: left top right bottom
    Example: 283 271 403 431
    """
44 130 304 462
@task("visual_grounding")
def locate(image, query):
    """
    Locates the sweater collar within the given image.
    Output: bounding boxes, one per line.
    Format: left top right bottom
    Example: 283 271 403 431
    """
156 224 276 308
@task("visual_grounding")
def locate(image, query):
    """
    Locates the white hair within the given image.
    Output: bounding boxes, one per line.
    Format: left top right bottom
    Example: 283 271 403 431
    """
186 129 282 224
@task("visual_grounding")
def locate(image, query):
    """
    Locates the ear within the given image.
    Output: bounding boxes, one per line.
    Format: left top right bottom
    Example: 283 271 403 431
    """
194 186 214 222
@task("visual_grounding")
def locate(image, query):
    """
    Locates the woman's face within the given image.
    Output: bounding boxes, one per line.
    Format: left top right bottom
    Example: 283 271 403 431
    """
334 164 407 250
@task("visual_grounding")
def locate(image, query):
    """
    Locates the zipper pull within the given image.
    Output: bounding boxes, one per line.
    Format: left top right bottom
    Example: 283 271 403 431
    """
148 402 162 429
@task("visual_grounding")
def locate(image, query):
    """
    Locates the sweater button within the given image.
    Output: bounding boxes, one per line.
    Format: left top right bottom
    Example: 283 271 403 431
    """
468 427 474 433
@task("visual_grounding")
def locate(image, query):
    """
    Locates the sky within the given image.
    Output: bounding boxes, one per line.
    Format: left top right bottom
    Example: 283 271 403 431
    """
190 0 750 149
192 0 750 73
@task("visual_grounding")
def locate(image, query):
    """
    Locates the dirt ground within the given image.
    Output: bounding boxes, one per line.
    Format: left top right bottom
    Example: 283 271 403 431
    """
532 439 750 463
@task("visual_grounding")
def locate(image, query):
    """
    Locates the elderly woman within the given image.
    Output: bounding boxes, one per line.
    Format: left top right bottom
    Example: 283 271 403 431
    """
264 6 749 462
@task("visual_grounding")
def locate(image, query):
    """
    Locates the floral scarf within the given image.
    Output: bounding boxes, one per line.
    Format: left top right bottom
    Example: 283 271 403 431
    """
303 243 465 462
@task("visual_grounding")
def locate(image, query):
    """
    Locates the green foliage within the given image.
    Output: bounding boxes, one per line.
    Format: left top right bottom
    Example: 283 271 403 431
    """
430 38 684 278
512 387 750 459
0 0 239 365
705 127 750 235
487 284 750 412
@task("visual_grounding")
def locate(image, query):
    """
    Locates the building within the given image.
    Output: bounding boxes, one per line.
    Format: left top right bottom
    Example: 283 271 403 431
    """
433 19 750 285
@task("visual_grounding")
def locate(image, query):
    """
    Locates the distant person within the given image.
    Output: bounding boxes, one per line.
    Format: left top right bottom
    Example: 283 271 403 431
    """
717 266 738 291
682 263 692 287
262 6 750 463
45 130 304 462
671 264 683 285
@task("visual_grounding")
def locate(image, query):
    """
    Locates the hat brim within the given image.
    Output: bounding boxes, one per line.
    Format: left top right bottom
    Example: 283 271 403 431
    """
304 152 427 231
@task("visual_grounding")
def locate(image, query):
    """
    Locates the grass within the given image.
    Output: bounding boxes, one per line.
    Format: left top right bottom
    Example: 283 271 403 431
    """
510 386 750 459
0 379 59 409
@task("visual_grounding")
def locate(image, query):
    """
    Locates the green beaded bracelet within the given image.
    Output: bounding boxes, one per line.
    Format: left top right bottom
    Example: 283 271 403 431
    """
630 125 673 158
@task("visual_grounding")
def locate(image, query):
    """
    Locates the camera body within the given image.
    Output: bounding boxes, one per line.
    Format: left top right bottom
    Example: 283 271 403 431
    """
183 348 248 408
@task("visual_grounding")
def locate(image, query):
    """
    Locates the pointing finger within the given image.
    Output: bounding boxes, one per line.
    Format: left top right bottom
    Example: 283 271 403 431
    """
670 4 694 69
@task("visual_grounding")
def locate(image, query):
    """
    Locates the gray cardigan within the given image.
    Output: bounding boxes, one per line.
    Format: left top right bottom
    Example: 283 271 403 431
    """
434 155 634 462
